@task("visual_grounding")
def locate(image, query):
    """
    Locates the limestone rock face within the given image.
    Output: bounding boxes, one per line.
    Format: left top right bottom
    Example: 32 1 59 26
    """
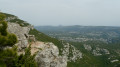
32 42 67 67
62 43 82 62
7 22 68 67
92 47 110 56
83 44 110 56
7 22 82 67
102 49 110 54
83 44 92 51
92 49 102 56
7 22 32 51
31 41 82 67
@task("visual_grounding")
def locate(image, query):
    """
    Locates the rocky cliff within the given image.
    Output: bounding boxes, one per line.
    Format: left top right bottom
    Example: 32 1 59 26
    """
6 15 82 67
2 12 120 67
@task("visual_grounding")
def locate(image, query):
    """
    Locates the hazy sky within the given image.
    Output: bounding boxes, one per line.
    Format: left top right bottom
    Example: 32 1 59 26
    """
0 0 120 26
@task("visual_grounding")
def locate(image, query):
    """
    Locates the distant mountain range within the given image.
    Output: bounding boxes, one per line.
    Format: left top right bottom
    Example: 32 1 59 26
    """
35 26 120 43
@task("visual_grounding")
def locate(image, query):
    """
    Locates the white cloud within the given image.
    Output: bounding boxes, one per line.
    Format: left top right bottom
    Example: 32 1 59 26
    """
0 0 120 26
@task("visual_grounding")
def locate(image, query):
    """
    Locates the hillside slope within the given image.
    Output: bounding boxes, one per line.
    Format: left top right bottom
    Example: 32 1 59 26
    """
2 12 120 67
35 26 120 67
1 12 82 67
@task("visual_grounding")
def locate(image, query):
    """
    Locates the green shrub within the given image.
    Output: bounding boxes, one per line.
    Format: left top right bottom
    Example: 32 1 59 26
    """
1 21 8 36
0 46 18 67
15 45 38 67
0 13 5 21
0 45 38 67
0 14 8 36
19 44 38 67
0 13 17 48
7 34 18 46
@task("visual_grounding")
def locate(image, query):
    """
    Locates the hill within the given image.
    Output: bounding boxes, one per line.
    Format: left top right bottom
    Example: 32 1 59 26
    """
35 25 120 67
1 12 120 67
0 12 82 67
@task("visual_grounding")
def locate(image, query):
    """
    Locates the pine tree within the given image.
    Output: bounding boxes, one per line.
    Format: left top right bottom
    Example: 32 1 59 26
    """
0 13 17 47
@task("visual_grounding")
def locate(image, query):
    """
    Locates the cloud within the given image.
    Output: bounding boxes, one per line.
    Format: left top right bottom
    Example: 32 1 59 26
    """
0 0 120 26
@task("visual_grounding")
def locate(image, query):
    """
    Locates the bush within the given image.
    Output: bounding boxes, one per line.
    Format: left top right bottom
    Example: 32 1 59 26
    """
0 13 17 48
0 13 8 36
0 15 8 36
0 45 38 67
0 46 18 67
7 34 18 46
17 44 38 67
0 13 5 21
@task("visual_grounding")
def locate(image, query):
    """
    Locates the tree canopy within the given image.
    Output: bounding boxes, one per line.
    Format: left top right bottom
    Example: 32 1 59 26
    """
0 13 17 48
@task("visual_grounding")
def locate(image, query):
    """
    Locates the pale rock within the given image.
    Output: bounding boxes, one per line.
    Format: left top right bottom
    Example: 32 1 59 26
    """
84 44 92 51
33 42 67 67
6 21 82 67
92 50 102 56
102 49 110 54
92 47 110 56
62 43 82 62
7 22 34 51
111 59 119 63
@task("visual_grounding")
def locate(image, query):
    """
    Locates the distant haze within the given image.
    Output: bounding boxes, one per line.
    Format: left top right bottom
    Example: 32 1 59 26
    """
0 0 120 26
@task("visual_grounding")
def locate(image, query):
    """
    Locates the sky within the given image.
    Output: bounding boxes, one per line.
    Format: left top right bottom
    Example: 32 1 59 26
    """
0 0 120 26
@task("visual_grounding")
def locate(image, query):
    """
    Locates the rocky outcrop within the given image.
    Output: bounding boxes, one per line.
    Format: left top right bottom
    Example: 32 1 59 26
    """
7 22 34 51
83 44 110 56
62 43 82 62
30 41 82 67
83 44 92 51
111 59 119 63
30 42 67 67
7 22 82 67
92 47 110 56
92 49 102 56
7 22 68 67
102 49 110 54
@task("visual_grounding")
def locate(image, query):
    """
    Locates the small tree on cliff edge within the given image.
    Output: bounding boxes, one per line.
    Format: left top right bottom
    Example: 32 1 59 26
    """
0 13 7 36
0 13 17 48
